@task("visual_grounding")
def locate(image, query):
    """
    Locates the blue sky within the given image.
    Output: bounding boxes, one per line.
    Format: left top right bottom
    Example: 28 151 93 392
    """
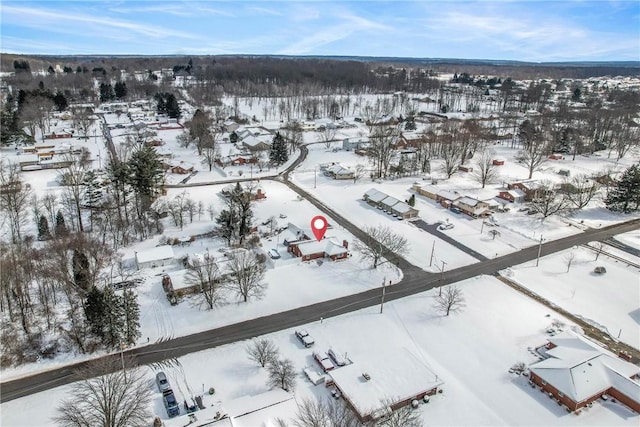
1 1 639 61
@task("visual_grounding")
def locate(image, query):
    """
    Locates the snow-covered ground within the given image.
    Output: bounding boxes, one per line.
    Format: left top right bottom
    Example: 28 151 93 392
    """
2 93 639 426
506 244 640 349
2 276 637 426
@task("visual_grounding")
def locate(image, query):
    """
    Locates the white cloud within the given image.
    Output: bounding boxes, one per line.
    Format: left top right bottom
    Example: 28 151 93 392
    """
2 5 197 40
245 6 282 16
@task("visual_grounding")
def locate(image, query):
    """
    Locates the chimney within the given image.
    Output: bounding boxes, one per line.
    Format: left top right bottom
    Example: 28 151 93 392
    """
343 240 348 249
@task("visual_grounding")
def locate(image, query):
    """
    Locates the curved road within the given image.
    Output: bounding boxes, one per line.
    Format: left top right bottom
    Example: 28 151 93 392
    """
1 144 638 403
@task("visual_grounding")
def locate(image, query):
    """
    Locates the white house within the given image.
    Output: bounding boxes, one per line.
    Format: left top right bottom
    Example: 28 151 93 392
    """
135 245 175 270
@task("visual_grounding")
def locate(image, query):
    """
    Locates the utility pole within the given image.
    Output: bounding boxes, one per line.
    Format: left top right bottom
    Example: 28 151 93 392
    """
429 240 435 267
120 342 126 382
480 220 486 234
380 276 386 314
536 235 544 267
439 260 447 296
314 167 317 189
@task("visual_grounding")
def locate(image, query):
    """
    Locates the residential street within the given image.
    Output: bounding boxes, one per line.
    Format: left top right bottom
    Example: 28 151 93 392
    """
1 215 637 403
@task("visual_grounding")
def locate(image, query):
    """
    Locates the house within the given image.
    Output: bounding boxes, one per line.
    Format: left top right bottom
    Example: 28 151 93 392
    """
507 180 542 201
282 222 312 246
220 183 266 201
497 189 526 203
328 348 443 422
549 153 565 160
529 331 640 413
435 190 461 208
390 201 419 219
458 165 473 173
135 245 175 270
398 132 422 148
452 196 492 218
224 120 240 133
342 137 369 151
166 161 195 174
411 184 438 201
492 158 505 166
242 135 271 152
325 164 354 180
288 238 349 261
44 131 74 139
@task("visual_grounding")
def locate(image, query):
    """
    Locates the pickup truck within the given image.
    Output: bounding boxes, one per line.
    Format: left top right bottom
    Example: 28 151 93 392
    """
295 329 315 348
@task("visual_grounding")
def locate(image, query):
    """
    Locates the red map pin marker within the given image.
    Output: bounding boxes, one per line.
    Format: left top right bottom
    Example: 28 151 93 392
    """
310 215 328 241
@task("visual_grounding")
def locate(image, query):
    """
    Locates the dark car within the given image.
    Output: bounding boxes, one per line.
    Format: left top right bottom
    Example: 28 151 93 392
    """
163 390 180 417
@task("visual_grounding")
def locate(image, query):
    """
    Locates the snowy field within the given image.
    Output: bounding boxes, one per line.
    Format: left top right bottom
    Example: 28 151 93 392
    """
506 243 640 349
2 276 637 426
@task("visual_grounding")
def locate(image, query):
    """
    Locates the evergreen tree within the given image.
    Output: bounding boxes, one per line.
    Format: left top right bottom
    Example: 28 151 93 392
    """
47 65 55 74
408 194 416 207
215 206 239 246
99 83 115 102
122 289 141 345
37 215 51 240
102 287 125 348
605 164 640 213
269 132 288 165
229 131 238 144
128 145 164 213
55 210 68 236
114 81 127 100
155 92 181 119
52 91 68 112
72 249 91 291
85 287 106 339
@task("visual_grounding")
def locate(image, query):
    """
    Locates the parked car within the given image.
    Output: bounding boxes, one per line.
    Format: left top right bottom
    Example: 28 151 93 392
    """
268 248 280 259
163 390 180 417
328 348 347 366
438 223 454 231
594 266 607 274
295 329 315 347
450 207 462 214
314 351 336 372
156 371 171 392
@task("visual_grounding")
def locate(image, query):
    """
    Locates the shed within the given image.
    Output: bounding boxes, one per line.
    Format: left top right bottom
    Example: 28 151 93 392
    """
135 245 175 270
497 189 526 203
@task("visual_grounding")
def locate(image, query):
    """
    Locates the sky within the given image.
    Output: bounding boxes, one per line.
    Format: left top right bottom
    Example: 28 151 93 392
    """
1 1 639 62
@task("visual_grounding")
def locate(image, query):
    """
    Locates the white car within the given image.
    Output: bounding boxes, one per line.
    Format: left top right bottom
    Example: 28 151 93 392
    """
268 248 280 259
438 223 454 231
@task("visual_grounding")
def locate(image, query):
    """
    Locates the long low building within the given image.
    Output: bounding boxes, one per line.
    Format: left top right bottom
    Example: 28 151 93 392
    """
135 245 175 270
363 188 419 220
329 348 443 422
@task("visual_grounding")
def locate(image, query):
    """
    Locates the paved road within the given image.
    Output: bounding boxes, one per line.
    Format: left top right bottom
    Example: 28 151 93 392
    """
413 219 489 261
1 217 638 403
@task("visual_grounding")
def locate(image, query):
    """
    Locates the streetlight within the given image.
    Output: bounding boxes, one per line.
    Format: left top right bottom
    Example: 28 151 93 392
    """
536 235 544 267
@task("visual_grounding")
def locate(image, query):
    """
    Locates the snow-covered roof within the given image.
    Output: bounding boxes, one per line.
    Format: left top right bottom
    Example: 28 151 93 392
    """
435 190 460 201
227 389 296 426
503 189 526 197
530 331 640 404
456 196 481 207
391 201 416 214
283 222 312 242
380 195 401 208
329 348 443 418
364 188 388 203
295 238 347 257
135 245 174 264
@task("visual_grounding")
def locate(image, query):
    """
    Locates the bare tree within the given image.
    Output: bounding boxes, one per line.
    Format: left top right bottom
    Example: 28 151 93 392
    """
434 285 466 316
354 225 409 269
320 127 337 149
185 253 224 309
0 161 32 243
516 119 549 179
295 397 360 427
473 148 499 188
529 181 570 220
267 358 296 392
352 164 366 184
53 357 152 427
563 174 600 210
225 250 267 302
376 402 423 427
58 157 87 232
564 250 577 273
247 338 279 368
368 125 400 179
